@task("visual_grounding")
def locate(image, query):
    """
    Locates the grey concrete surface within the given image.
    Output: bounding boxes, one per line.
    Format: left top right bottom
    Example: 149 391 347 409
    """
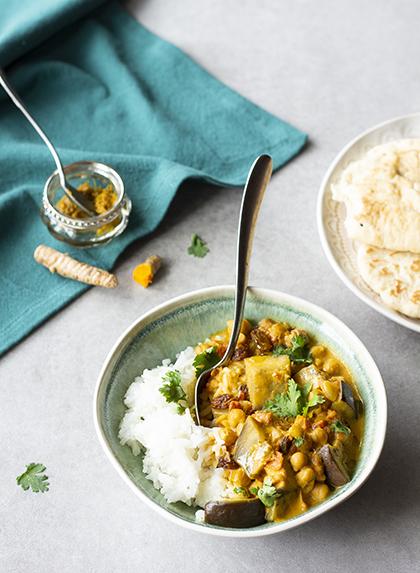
1 1 420 572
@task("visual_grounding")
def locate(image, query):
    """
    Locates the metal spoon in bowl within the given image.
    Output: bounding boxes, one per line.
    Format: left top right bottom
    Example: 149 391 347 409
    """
194 154 273 425
0 69 96 216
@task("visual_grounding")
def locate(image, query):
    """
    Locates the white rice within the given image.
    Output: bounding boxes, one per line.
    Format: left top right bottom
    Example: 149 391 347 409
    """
118 347 228 507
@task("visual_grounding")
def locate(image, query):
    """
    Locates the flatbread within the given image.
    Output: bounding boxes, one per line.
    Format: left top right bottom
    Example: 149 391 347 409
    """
357 243 420 318
332 139 420 253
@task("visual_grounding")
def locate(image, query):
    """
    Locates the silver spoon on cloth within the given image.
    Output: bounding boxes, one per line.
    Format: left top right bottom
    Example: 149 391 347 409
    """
0 69 96 216
194 154 273 425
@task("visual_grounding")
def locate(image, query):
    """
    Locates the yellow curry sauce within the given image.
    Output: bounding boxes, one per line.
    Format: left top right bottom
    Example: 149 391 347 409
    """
198 318 363 524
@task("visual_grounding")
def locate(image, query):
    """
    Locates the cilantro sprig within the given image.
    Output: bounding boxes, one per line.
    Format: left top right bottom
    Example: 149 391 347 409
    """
193 347 220 377
264 379 325 418
188 234 209 258
273 335 312 365
16 463 49 493
250 478 282 507
331 420 351 436
159 370 187 414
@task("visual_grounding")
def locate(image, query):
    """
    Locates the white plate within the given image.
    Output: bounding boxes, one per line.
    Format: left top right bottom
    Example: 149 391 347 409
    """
317 113 420 333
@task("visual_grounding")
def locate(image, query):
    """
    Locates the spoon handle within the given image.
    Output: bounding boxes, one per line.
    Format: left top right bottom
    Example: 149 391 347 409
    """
0 69 94 216
223 154 273 362
0 69 66 188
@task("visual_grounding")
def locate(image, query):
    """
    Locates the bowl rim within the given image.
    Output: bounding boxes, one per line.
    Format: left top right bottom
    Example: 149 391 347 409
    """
93 285 387 538
317 112 420 333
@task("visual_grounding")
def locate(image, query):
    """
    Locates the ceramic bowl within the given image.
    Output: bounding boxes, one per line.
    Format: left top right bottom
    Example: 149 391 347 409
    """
94 286 387 537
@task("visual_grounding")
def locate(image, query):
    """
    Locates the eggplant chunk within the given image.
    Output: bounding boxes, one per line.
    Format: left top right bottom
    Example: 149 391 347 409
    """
265 495 288 522
244 355 290 409
340 380 363 418
233 417 273 478
319 444 350 487
295 364 327 389
204 498 266 528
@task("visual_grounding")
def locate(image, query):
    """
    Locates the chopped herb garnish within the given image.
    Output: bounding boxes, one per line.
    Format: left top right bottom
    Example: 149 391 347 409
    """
264 379 325 418
253 478 282 507
188 234 209 258
233 486 247 495
302 392 325 416
294 437 305 448
273 334 312 364
159 370 187 414
16 463 49 493
331 420 351 436
193 347 220 377
265 379 302 417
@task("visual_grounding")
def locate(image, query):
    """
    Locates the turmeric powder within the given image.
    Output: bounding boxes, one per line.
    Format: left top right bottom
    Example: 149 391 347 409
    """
132 255 162 288
34 245 118 288
55 181 118 219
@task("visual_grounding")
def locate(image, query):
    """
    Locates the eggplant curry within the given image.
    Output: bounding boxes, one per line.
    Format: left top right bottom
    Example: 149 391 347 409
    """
197 318 363 528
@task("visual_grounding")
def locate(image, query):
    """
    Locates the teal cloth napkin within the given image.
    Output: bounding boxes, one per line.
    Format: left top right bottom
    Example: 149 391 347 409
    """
0 1 306 356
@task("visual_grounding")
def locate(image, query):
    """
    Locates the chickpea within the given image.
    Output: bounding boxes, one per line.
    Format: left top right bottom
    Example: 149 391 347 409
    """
320 379 340 402
258 319 288 345
310 427 328 446
227 408 246 429
296 466 316 493
258 318 275 330
289 415 307 438
309 483 330 504
268 323 287 344
219 428 237 446
228 468 251 487
310 345 326 358
215 413 228 427
253 410 273 425
322 358 339 376
290 452 308 472
265 467 287 488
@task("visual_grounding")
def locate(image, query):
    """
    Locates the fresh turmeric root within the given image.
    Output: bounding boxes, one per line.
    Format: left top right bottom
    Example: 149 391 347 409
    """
34 245 118 288
132 255 162 288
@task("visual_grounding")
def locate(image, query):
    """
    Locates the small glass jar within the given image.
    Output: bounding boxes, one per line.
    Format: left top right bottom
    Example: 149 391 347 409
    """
40 161 131 248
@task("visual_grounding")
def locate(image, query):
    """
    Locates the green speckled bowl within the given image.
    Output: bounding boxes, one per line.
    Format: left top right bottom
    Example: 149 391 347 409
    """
94 286 387 537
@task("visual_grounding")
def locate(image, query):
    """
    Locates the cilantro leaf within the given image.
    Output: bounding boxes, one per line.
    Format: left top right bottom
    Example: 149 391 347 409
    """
193 347 220 377
331 420 351 436
302 393 325 416
273 335 312 364
16 463 49 493
233 486 247 495
265 379 325 418
188 234 209 258
159 370 187 414
265 379 302 417
254 478 282 507
294 437 305 448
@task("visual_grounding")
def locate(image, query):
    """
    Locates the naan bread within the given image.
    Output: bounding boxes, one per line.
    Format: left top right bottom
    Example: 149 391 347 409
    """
332 139 420 253
357 243 420 318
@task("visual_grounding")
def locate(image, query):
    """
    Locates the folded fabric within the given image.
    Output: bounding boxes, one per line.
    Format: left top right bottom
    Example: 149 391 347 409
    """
0 1 307 356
